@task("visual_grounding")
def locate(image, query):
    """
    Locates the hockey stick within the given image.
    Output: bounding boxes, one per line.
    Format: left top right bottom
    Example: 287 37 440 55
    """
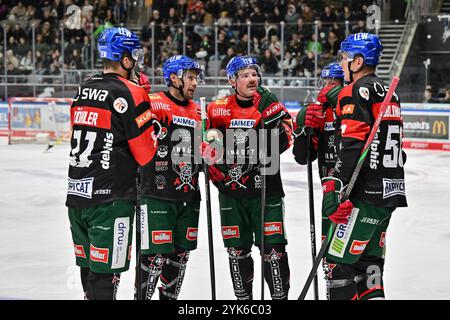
298 76 400 300
260 111 267 301
305 128 319 300
135 168 143 300
200 97 217 300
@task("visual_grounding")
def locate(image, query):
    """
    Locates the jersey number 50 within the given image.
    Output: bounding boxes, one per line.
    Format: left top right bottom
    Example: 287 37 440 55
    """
383 124 404 168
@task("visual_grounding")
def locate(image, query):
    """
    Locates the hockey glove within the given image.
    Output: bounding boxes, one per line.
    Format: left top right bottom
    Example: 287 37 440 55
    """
322 177 354 224
317 84 342 107
138 72 151 94
257 86 288 126
305 103 325 130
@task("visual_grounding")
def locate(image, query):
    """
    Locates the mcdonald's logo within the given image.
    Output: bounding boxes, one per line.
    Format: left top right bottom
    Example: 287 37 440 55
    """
432 121 447 135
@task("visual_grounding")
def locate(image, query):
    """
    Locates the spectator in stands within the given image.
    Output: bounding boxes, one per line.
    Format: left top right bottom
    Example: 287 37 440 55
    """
268 34 282 58
352 20 367 33
298 50 315 78
260 48 279 76
50 0 64 21
217 10 232 33
306 33 323 55
19 50 33 74
337 5 354 21
423 85 440 103
295 18 312 42
320 5 337 25
6 49 19 70
112 0 127 24
322 30 340 60
268 5 283 24
0 0 8 20
219 47 235 76
95 0 109 22
216 30 229 56
286 32 305 57
285 3 299 35
222 0 236 17
301 3 315 23
15 37 28 58
167 7 180 27
443 87 450 103
235 33 249 55
250 5 267 39
278 51 298 77
175 0 188 21
10 1 26 20
205 0 221 19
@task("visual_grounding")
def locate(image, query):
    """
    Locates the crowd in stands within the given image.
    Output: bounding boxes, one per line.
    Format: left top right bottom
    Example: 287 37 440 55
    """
142 0 373 81
0 0 127 83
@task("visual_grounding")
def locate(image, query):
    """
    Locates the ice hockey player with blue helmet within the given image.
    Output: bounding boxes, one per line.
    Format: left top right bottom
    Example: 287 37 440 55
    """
320 32 407 300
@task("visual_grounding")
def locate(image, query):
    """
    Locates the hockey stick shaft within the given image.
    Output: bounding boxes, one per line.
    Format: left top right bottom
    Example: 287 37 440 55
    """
135 168 143 300
200 97 216 300
305 128 319 300
298 76 400 300
260 115 266 300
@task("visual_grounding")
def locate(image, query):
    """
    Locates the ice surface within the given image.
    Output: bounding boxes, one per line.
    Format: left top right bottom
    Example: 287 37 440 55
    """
0 136 449 300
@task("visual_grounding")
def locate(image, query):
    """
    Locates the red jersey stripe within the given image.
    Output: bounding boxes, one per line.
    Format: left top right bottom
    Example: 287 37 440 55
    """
341 119 370 141
128 126 157 166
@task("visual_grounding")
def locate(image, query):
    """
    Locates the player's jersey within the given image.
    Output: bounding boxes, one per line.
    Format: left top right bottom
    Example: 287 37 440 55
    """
66 73 158 208
292 85 339 179
141 91 202 202
207 93 292 198
317 107 338 178
334 73 407 208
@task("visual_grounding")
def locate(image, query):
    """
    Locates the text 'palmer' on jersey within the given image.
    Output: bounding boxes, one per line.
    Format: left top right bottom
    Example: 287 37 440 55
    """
141 91 202 202
66 73 158 208
334 73 407 208
207 93 292 198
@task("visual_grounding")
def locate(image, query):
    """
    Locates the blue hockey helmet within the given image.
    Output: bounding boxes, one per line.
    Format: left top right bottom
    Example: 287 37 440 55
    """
321 62 344 79
338 32 383 66
162 55 204 86
226 55 262 81
97 27 143 63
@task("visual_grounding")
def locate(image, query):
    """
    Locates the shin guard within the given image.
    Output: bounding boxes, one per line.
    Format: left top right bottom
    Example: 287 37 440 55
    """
263 244 290 300
140 253 166 300
158 249 190 300
227 247 254 300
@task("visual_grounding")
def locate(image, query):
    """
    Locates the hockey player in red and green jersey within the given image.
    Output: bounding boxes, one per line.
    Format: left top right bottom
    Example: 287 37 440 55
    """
138 55 204 300
201 56 294 300
293 62 344 178
292 62 344 246
322 33 407 300
66 27 160 300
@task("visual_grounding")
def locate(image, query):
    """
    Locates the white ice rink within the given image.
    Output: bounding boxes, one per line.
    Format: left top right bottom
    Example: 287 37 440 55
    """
1 137 449 300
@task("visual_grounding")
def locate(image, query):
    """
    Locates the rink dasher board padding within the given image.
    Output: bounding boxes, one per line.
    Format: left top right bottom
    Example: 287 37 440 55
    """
0 97 72 142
